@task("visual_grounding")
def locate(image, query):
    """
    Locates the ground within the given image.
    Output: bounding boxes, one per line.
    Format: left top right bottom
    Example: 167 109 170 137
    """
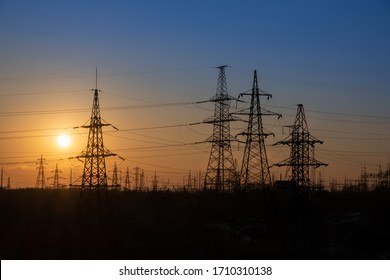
1 188 389 259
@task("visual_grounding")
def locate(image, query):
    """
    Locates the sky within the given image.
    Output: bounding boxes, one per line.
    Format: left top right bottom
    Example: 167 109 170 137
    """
0 0 389 188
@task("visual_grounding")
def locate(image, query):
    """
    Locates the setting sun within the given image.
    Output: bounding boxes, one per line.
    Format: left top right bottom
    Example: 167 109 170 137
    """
57 134 71 148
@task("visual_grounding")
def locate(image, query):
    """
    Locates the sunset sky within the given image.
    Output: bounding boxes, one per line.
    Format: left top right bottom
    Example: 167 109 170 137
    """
0 0 389 188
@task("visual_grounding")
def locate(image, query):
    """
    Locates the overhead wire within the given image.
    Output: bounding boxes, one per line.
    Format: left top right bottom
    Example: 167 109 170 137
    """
0 101 198 117
1 66 389 183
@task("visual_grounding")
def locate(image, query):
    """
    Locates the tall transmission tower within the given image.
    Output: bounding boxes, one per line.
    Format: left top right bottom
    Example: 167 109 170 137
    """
133 167 141 191
140 170 145 191
152 171 158 191
75 69 119 189
236 70 281 189
273 104 327 189
111 161 120 188
204 65 239 191
1 167 3 189
49 163 65 188
35 154 47 188
124 167 131 190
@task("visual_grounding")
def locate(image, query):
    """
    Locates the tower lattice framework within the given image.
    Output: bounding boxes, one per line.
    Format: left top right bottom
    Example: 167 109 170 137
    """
111 161 120 188
49 163 65 188
273 104 327 189
237 70 281 188
35 154 46 188
204 65 238 191
76 75 117 189
124 167 131 190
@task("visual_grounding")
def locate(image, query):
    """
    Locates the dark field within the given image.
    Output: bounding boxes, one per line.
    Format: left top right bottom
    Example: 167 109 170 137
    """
1 188 390 259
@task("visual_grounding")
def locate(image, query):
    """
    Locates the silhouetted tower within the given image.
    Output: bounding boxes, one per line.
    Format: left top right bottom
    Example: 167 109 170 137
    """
133 167 141 191
187 170 193 189
124 167 131 190
237 70 281 188
1 167 3 189
273 104 327 189
49 163 65 188
35 154 47 188
75 70 118 189
204 65 238 191
152 171 158 191
140 170 145 191
111 162 120 188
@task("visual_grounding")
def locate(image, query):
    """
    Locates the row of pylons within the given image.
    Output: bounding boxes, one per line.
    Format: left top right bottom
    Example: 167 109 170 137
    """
203 66 327 191
35 155 66 188
73 66 327 191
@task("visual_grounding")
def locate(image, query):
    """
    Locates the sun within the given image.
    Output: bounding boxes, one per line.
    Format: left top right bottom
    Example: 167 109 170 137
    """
57 134 71 148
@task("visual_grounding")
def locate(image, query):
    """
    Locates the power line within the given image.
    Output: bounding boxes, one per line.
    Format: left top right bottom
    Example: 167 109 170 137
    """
253 69 390 94
0 89 88 97
120 122 204 132
319 149 390 156
0 101 200 117
265 104 390 121
0 66 212 82
0 127 75 134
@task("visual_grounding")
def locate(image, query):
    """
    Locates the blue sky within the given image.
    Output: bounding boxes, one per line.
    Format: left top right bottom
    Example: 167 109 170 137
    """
0 0 389 187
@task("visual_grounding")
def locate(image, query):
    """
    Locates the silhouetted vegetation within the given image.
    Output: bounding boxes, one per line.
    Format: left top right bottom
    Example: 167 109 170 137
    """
0 187 389 259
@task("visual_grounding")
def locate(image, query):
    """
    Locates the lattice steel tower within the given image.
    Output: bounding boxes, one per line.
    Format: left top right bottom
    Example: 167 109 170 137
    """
75 70 117 189
49 163 65 188
204 66 238 191
273 104 327 189
124 167 131 190
111 162 120 188
35 154 46 188
237 70 281 188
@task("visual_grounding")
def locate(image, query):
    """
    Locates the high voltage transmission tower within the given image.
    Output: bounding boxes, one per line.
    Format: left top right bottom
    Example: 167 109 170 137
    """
0 167 3 189
49 163 65 188
204 65 239 191
133 166 144 191
152 171 158 191
75 69 122 189
124 167 131 190
236 70 281 189
35 154 47 188
273 104 327 189
111 162 121 188
71 70 122 257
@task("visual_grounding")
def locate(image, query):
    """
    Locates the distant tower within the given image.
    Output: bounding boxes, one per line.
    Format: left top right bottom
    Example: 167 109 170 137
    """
140 170 145 191
273 104 327 189
111 162 120 188
133 167 141 191
1 167 3 189
75 69 118 189
204 66 238 191
124 167 131 190
187 170 193 189
237 70 281 188
49 163 65 188
152 171 158 191
35 154 47 188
